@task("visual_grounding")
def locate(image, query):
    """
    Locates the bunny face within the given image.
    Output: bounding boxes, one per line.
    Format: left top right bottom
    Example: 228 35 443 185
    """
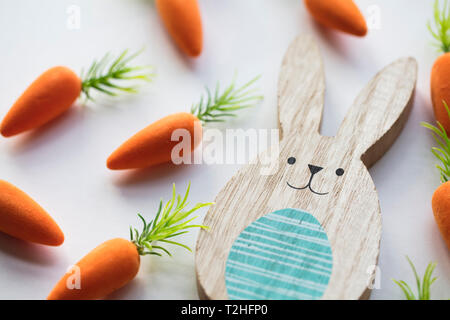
195 35 417 300
275 134 355 203
284 149 346 197
287 162 339 196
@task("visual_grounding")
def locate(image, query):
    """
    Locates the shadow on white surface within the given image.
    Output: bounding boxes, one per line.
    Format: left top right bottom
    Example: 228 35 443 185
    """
313 22 360 61
4 104 86 155
111 163 199 187
106 277 147 300
0 232 60 266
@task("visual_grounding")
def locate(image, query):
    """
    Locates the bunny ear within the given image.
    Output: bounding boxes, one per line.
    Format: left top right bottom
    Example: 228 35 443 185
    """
337 57 417 168
278 35 325 139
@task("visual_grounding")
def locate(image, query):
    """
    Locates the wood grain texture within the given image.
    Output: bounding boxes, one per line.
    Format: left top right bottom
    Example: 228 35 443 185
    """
195 34 417 300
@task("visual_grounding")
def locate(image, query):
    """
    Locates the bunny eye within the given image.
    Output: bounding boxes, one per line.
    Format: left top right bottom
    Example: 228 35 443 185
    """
336 168 345 176
287 157 296 165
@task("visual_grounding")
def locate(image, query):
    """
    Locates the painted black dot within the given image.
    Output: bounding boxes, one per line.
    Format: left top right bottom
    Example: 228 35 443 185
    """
287 157 296 165
336 168 345 176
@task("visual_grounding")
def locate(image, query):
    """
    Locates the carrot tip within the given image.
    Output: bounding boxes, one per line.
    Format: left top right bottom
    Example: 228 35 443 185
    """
106 157 120 170
355 25 368 37
40 230 64 246
0 125 14 138
187 46 203 58
51 234 65 247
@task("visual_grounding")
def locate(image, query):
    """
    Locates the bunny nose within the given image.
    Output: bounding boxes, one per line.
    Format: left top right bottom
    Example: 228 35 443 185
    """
308 164 323 175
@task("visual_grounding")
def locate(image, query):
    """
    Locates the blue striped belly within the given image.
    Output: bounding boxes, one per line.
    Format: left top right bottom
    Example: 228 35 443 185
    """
225 208 333 300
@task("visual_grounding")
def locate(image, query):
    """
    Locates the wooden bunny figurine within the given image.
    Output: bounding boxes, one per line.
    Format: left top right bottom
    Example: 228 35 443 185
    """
195 35 417 300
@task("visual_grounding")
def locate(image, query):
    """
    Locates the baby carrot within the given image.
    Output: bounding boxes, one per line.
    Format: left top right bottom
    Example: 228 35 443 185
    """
0 50 153 137
108 112 202 170
47 183 211 300
0 67 81 137
0 180 64 246
107 75 262 170
304 0 368 36
155 0 203 57
429 0 450 133
47 238 140 300
432 181 450 249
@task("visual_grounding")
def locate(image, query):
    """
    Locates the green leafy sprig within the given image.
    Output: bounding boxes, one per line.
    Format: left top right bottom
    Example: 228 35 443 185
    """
393 256 437 300
428 0 450 53
81 49 154 101
421 101 450 182
191 75 263 124
130 183 212 257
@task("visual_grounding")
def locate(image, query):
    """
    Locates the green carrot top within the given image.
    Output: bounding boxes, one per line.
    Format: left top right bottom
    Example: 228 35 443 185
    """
422 101 450 182
429 0 450 53
130 183 213 257
393 256 437 300
191 75 263 124
81 49 154 101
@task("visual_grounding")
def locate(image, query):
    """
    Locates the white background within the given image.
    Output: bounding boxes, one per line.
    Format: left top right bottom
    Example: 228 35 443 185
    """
0 0 448 300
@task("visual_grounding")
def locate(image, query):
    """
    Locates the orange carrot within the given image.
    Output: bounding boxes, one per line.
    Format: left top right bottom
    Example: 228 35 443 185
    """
429 1 450 133
0 50 153 137
0 180 64 246
0 67 81 137
432 181 450 249
304 0 368 36
156 0 203 57
48 184 211 300
108 112 202 170
430 54 450 132
107 76 262 170
47 238 140 300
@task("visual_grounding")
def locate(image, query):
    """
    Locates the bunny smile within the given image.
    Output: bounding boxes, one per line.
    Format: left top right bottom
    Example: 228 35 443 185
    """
287 164 329 196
